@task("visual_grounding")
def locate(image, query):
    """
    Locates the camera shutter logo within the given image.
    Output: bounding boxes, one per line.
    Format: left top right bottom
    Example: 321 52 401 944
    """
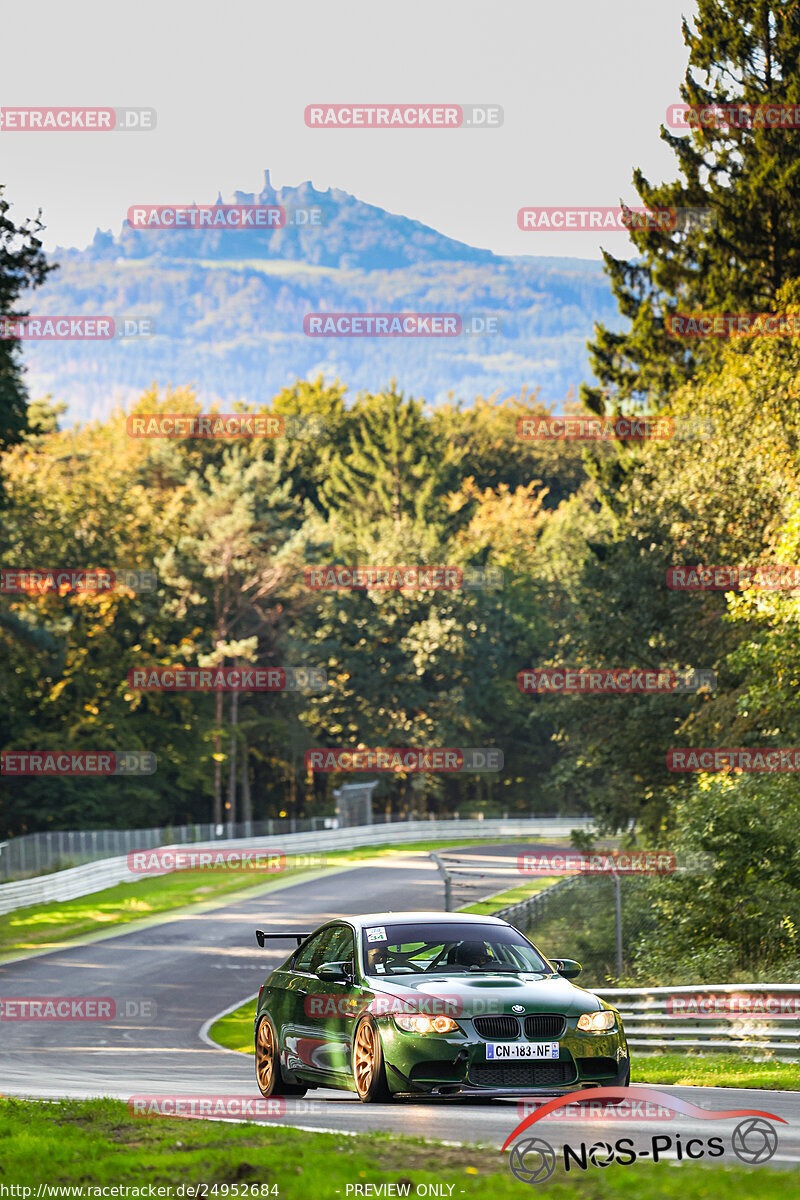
508 1137 556 1185
731 1118 778 1165
587 1140 615 1167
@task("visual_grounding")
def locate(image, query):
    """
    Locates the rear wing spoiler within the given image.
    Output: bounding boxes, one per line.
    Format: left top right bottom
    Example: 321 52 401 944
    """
255 929 311 948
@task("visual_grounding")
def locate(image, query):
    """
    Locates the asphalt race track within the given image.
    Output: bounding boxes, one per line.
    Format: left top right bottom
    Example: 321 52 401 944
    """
1 843 797 1169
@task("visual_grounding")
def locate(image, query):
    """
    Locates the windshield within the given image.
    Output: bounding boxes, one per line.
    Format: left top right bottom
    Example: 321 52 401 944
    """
361 922 551 977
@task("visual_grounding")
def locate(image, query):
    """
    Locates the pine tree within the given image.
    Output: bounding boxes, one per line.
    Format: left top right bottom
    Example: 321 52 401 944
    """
0 186 56 480
320 385 460 529
583 0 800 416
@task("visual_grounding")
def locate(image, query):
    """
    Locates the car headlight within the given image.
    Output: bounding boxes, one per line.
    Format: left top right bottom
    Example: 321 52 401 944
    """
577 1010 616 1033
393 1015 459 1034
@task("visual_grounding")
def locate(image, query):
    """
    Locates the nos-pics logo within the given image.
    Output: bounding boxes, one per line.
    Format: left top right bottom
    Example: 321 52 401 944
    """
503 1087 783 1184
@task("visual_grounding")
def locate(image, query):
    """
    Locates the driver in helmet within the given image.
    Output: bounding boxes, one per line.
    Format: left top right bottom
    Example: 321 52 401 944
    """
455 939 491 968
366 944 389 973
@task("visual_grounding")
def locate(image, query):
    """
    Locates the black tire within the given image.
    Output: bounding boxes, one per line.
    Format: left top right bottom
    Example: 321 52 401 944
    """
255 1016 307 1097
352 1016 392 1102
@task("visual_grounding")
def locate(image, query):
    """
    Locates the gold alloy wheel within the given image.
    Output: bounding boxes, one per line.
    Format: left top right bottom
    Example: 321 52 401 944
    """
256 1020 275 1094
354 1021 376 1096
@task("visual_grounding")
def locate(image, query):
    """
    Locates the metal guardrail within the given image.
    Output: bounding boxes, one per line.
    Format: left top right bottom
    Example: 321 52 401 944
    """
0 812 590 880
0 814 380 880
0 817 594 916
596 985 800 1060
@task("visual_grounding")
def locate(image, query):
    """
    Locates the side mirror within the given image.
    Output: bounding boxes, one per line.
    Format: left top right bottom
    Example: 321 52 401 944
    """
552 958 582 980
316 962 350 982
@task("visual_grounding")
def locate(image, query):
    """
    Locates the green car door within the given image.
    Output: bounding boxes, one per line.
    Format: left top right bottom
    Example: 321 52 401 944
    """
282 923 362 1081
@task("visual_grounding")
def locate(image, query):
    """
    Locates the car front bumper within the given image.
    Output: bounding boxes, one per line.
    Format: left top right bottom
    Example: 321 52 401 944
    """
379 1020 629 1096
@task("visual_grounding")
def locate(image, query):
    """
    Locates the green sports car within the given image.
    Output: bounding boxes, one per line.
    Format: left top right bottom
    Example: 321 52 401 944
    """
253 911 630 1101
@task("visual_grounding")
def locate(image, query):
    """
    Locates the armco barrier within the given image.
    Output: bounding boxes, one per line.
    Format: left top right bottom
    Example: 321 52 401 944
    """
0 816 341 879
0 817 593 916
0 812 590 879
595 985 800 1060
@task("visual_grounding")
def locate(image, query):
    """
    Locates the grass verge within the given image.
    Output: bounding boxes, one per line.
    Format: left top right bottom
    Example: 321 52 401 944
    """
0 1097 791 1196
0 837 537 958
633 1054 800 1091
210 999 259 1054
0 866 313 958
459 875 561 915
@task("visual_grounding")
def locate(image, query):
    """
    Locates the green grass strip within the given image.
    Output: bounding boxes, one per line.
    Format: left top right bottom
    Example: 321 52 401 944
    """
0 1097 790 1196
459 875 561 915
633 1053 800 1091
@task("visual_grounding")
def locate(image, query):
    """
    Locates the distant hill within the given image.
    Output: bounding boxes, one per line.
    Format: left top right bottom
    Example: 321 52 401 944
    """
23 171 620 422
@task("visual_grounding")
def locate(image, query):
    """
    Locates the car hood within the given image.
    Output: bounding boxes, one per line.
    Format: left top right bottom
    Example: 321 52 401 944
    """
367 972 604 1018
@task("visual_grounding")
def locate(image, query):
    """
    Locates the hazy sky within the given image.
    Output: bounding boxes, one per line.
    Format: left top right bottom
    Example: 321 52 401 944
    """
1 0 697 260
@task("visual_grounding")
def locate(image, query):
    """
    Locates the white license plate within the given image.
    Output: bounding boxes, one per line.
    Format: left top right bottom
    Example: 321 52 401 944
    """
486 1042 559 1060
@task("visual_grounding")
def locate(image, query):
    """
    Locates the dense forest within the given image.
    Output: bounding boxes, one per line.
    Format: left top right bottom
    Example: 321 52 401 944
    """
1 355 800 849
2 0 800 981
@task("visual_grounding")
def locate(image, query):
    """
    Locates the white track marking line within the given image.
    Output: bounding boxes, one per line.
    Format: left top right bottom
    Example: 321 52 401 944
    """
199 990 260 1053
